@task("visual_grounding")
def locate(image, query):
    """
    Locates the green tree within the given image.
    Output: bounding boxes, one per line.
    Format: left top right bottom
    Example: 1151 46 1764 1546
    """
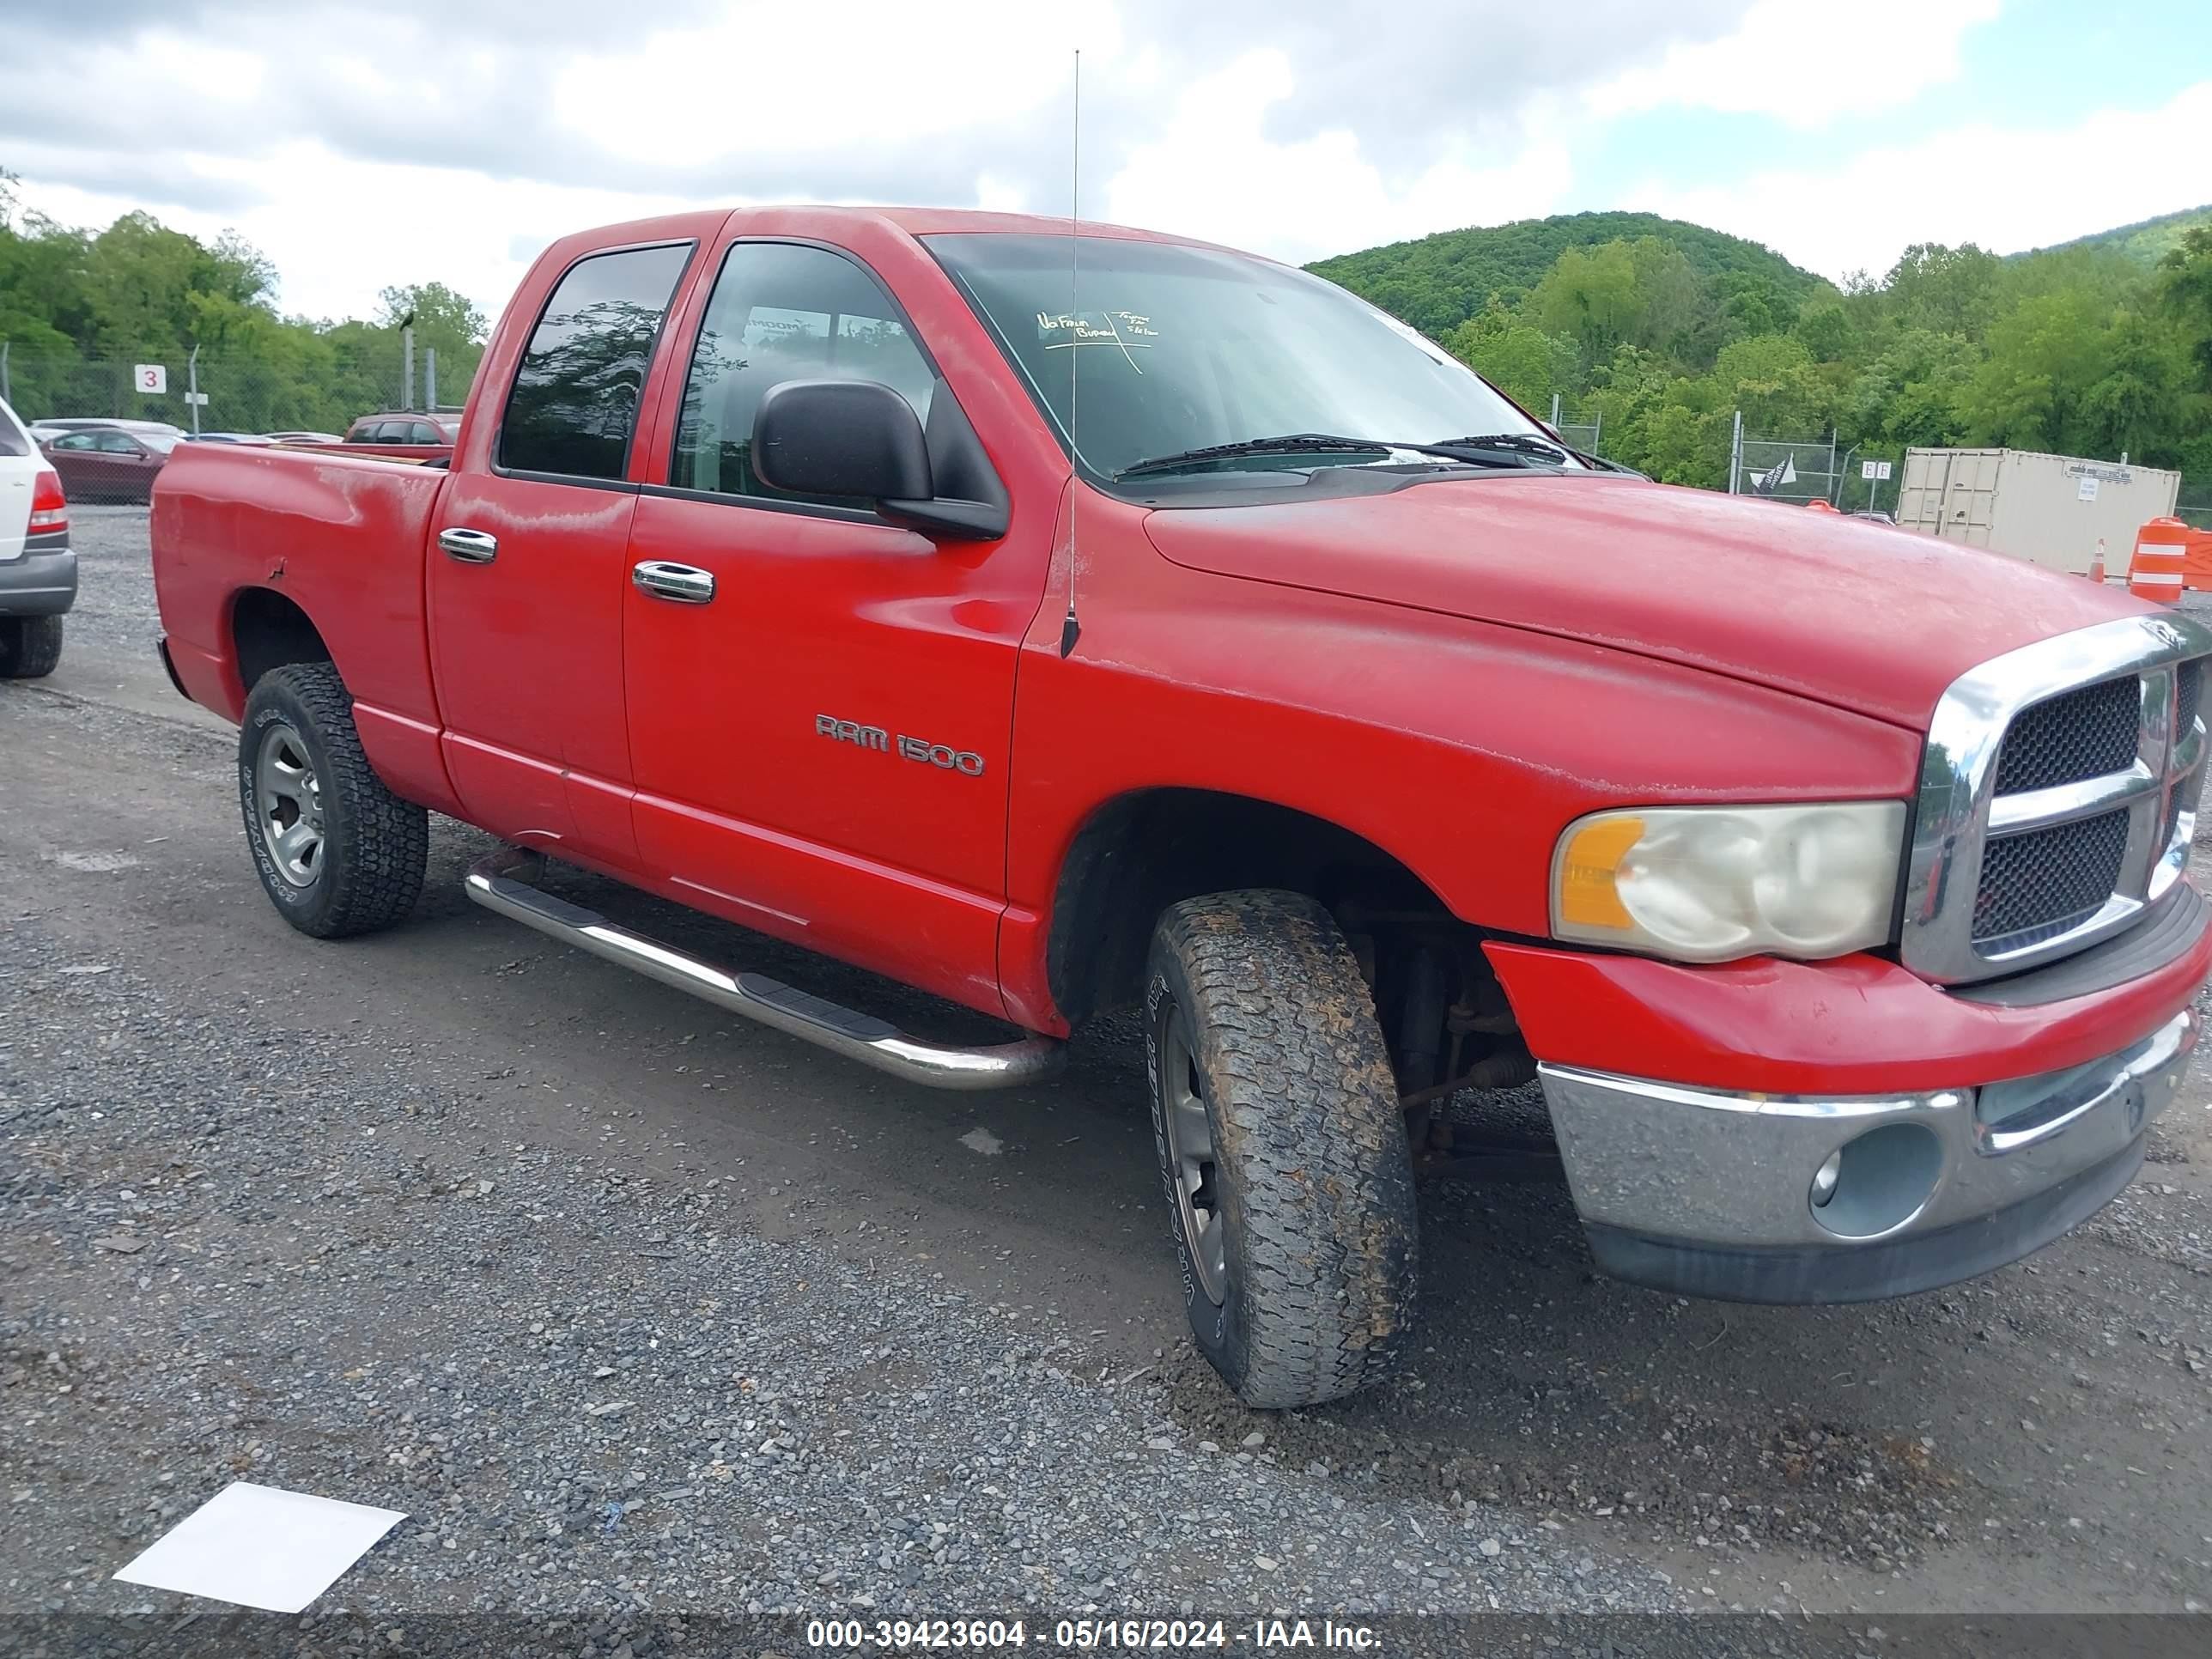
2160 225 2212 392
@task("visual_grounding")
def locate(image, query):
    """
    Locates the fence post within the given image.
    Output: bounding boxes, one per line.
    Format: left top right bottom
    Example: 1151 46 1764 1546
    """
1729 410 1743 494
1550 392 1561 428
403 325 415 412
426 348 437 411
187 344 202 436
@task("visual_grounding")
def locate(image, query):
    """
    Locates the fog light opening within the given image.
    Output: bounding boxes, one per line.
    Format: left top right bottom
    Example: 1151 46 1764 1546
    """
1808 1122 1945 1240
1810 1149 1843 1207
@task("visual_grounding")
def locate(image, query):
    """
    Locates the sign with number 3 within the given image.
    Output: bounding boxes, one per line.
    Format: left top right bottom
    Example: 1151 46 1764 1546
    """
135 363 168 395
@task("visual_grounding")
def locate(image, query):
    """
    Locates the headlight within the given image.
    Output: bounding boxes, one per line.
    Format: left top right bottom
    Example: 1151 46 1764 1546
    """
1550 802 1907 963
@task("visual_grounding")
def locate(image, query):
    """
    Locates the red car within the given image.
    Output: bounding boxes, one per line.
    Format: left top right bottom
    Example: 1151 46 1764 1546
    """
150 206 2210 1409
40 423 179 503
340 411 462 458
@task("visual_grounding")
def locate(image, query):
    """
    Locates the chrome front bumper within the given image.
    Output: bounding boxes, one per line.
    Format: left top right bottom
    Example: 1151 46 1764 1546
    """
1540 1008 2196 1303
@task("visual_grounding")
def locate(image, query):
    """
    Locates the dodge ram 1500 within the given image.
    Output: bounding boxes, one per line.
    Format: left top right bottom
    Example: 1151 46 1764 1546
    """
152 206 2212 1407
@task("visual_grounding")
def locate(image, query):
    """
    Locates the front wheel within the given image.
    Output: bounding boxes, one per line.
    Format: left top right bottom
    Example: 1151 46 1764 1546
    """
1145 890 1419 1408
239 662 428 938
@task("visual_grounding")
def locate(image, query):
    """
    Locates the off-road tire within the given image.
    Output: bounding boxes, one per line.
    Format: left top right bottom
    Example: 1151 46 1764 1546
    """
0 615 64 678
240 662 427 939
1145 890 1419 1408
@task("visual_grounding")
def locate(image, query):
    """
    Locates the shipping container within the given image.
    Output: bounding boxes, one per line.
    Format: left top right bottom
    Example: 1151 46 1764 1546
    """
1896 447 2182 578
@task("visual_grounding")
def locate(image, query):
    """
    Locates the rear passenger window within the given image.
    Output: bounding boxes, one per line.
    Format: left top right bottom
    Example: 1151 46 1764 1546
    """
501 242 692 482
671 241 935 506
410 422 441 444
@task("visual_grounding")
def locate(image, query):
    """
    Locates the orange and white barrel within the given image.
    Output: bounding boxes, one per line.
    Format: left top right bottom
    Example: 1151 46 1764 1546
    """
2128 516 2190 605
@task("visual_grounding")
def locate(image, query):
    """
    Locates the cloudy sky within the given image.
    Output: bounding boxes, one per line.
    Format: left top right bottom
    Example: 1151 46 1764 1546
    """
4 0 2209 324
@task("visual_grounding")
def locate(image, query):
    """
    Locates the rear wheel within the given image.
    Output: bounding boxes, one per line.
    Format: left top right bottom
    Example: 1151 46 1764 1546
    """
0 616 64 679
1145 890 1419 1408
239 662 427 938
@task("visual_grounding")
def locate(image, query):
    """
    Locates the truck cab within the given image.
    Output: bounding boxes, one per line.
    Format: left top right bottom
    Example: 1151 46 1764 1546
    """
150 207 2212 1410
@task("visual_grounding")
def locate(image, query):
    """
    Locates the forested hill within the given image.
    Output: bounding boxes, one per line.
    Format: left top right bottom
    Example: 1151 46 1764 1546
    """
1304 210 1826 337
2011 204 2212 267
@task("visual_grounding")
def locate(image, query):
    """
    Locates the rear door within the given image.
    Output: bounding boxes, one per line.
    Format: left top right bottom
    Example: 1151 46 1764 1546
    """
427 238 694 867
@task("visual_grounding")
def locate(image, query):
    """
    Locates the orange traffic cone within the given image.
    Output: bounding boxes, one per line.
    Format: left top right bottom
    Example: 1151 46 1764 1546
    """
2087 538 2106 584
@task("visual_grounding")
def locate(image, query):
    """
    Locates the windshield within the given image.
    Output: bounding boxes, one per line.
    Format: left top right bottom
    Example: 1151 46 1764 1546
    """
926 233 1557 484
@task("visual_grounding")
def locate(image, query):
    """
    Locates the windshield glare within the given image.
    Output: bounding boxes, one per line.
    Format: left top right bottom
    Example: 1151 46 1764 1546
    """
926 233 1554 483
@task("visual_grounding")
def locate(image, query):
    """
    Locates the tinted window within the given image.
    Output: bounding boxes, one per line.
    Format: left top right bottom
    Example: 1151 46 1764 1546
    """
410 422 441 444
50 433 98 451
0 404 27 457
671 241 935 506
93 430 144 453
500 242 691 481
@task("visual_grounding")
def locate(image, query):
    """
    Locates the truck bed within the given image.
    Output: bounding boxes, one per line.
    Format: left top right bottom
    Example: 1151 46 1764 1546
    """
151 441 452 804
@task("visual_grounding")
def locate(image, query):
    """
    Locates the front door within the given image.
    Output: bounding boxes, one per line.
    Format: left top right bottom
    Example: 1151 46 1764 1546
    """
427 239 693 866
620 239 1041 1010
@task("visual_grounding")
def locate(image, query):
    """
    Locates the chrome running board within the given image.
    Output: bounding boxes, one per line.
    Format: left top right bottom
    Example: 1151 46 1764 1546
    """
464 848 1064 1091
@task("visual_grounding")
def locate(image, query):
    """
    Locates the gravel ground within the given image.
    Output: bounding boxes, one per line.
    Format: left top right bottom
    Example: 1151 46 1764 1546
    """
4 511 2211 1648
0 875 1674 1626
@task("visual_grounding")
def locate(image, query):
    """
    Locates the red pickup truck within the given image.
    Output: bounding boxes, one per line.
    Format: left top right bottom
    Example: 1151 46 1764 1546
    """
152 206 2210 1409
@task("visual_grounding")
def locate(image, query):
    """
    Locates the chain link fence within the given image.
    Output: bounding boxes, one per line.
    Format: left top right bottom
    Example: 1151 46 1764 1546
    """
1546 396 1602 459
1729 422 1843 507
0 346 477 437
2179 477 2212 532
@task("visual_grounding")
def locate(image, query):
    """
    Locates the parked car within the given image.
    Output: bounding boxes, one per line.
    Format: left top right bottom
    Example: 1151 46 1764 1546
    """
30 417 184 441
186 432 276 446
263 430 345 445
40 424 178 504
1854 509 1897 524
150 206 2212 1410
342 412 461 447
0 396 73 678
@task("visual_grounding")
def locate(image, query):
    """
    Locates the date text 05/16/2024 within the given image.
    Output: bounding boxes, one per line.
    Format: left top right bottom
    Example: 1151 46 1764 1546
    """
802 1619 1384 1650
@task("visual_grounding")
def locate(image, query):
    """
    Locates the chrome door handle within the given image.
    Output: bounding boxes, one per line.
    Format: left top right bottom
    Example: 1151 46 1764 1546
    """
631 561 715 604
438 526 499 564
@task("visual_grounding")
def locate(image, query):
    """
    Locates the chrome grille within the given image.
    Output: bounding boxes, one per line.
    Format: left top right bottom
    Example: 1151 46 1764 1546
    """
1990 677 2139 794
1972 810 2129 945
1902 615 2212 985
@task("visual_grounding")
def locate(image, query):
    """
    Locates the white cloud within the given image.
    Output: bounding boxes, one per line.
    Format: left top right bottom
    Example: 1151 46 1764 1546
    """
1103 51 1575 264
11 148 715 325
3 1 1755 325
1622 81 2212 280
551 1 1099 170
1589 0 2001 126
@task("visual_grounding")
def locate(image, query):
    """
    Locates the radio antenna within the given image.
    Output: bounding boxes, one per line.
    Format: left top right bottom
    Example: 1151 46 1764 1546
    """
1058 46 1084 659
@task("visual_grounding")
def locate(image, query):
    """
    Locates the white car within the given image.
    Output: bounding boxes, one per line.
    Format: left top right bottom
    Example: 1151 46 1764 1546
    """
0 396 74 678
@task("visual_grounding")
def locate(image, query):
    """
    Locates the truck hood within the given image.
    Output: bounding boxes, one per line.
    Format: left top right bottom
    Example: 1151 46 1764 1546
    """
1140 473 2145 730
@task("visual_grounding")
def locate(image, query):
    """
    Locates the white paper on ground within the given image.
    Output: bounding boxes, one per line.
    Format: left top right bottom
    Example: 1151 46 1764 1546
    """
112 1480 407 1613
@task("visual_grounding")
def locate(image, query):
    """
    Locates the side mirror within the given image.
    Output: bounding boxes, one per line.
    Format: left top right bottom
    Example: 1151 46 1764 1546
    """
752 380 932 505
751 380 1007 540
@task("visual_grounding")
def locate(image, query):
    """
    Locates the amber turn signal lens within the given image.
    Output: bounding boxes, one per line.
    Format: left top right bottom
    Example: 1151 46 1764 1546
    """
1554 815 1644 930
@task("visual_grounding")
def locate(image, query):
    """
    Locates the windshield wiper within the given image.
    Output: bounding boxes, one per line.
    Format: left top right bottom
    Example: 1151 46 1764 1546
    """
1115 432 1501 481
1430 433 1573 466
